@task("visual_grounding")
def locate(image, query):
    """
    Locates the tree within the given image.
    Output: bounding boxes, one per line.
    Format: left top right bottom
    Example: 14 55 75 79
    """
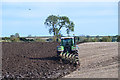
102 36 112 42
15 33 20 38
10 35 15 38
10 35 20 42
44 15 58 36
44 15 74 37
58 16 74 36
117 36 120 42
10 33 20 42
28 34 32 37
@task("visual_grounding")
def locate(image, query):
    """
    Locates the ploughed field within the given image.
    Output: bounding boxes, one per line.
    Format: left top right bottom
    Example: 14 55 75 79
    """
64 42 118 78
2 42 77 79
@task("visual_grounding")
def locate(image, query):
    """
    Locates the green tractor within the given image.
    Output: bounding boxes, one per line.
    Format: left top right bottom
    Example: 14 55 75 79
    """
57 37 80 66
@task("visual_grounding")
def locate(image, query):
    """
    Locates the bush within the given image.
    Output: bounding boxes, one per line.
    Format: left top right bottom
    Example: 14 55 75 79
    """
101 36 112 42
34 39 45 42
10 37 20 42
117 36 120 42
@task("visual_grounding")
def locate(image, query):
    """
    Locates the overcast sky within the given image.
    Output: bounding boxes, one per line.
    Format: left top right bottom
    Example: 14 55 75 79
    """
1 1 118 37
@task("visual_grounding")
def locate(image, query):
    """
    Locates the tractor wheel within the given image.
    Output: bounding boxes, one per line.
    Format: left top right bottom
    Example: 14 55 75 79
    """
73 53 80 66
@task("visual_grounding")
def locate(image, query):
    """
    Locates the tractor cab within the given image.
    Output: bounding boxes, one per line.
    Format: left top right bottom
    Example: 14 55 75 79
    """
57 37 77 53
61 37 75 47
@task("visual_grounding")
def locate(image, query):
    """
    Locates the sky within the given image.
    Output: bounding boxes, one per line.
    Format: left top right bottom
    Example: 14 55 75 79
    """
1 1 118 37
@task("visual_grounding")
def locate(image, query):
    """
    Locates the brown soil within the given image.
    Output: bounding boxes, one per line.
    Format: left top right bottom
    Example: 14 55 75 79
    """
2 42 77 79
64 42 118 78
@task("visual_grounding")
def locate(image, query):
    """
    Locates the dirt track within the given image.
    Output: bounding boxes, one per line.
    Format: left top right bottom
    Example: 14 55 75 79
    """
64 42 118 78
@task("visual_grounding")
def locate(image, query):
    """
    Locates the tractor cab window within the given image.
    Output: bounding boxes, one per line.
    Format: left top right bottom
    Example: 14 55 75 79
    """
61 38 73 46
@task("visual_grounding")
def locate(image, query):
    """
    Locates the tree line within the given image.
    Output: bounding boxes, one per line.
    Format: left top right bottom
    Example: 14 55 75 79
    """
1 33 119 42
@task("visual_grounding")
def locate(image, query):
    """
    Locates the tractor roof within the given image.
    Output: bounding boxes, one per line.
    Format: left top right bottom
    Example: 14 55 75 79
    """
61 37 74 39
